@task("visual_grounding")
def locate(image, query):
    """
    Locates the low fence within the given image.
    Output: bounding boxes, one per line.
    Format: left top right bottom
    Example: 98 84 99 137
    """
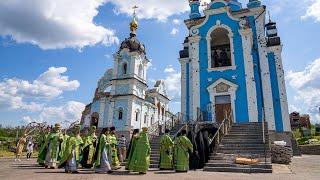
299 145 320 155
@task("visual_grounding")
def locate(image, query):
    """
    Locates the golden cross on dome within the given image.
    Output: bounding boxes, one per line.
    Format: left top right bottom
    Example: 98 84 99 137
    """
133 5 138 16
130 5 139 34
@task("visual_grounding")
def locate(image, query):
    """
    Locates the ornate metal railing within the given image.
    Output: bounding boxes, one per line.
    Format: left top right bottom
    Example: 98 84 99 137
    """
209 111 233 153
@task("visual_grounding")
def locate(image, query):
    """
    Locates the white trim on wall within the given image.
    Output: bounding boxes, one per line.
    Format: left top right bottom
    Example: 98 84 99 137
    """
239 28 258 122
268 45 291 132
207 78 238 122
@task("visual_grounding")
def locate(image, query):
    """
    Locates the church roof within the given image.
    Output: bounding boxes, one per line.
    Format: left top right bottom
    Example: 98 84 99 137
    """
118 33 146 54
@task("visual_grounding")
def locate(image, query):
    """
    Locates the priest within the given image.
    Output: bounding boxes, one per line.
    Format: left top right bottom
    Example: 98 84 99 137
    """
129 127 150 174
110 127 121 170
44 124 63 169
58 125 83 173
159 129 174 170
94 128 112 174
37 126 51 166
81 126 98 168
125 129 139 170
174 129 193 172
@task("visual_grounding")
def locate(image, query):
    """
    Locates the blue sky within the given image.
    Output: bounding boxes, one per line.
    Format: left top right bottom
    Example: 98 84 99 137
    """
0 0 319 127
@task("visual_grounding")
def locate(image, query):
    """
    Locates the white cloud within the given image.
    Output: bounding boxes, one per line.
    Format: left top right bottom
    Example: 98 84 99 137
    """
0 0 119 50
23 101 85 126
164 66 175 73
286 58 320 124
302 0 320 22
107 0 189 21
172 19 181 25
0 67 79 111
170 28 179 36
164 69 181 102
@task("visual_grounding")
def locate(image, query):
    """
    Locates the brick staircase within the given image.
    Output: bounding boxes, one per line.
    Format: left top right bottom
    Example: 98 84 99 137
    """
204 122 272 173
149 124 184 169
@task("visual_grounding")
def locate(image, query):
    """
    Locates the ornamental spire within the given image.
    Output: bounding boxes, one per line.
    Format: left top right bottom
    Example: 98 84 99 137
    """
130 5 138 35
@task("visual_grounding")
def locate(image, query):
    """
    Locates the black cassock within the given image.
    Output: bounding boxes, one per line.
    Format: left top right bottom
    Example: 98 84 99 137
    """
187 131 199 170
196 131 206 169
202 130 210 163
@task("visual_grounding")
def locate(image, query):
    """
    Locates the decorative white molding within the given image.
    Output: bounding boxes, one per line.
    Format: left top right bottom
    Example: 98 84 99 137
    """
239 28 259 122
206 23 236 72
269 45 291 132
188 36 201 120
98 98 106 128
255 11 276 131
190 4 240 35
179 57 189 116
207 78 238 122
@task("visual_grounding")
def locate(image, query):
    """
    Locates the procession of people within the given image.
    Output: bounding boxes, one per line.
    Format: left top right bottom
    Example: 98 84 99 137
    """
14 123 214 175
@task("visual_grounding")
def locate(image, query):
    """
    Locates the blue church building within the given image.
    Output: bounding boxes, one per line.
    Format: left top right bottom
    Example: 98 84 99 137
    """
179 0 291 134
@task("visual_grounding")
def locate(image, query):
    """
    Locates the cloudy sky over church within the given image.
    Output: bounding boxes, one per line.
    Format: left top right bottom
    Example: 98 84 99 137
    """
0 0 319 127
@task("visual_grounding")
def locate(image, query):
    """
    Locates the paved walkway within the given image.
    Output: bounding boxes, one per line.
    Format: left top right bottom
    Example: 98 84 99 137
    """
1 155 319 180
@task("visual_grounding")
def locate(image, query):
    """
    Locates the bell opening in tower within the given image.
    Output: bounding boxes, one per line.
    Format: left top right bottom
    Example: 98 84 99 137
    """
210 28 232 68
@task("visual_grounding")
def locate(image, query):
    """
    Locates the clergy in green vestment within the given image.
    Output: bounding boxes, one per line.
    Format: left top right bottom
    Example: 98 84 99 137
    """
174 129 193 172
95 128 112 174
37 127 51 166
80 126 98 168
44 124 64 169
125 129 139 170
59 130 70 159
159 129 174 170
110 126 121 169
129 127 151 174
59 125 84 173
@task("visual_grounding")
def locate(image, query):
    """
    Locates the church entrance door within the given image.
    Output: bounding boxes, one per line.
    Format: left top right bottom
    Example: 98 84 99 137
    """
215 95 232 124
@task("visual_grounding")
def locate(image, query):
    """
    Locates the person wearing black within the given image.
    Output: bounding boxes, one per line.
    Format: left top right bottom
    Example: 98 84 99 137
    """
187 126 199 170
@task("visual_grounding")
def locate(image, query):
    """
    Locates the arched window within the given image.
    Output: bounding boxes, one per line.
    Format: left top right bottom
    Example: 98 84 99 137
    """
122 63 128 75
151 115 154 124
118 107 123 120
138 64 143 78
210 28 231 68
144 113 147 124
135 110 140 122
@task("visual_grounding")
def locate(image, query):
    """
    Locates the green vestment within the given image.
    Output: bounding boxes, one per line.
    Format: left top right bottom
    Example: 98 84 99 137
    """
159 134 174 169
47 132 63 161
58 135 83 168
125 134 138 169
59 134 70 159
81 134 97 168
37 133 49 165
129 132 151 173
95 134 112 167
174 135 193 172
109 134 120 167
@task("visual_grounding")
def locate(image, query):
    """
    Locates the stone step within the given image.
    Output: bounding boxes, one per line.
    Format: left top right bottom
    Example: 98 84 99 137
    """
203 167 272 173
218 145 270 151
150 157 160 161
217 149 270 154
149 164 159 168
211 154 271 159
221 139 267 143
208 158 271 164
205 162 272 169
219 144 268 148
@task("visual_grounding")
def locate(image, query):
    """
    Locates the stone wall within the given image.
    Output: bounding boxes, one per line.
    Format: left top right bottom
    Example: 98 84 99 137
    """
270 144 292 164
299 145 320 155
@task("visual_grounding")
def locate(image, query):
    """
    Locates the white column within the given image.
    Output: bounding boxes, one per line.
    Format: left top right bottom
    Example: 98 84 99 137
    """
98 98 106 128
239 28 258 122
107 100 114 127
269 45 291 132
255 12 276 131
179 57 188 116
188 35 201 121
